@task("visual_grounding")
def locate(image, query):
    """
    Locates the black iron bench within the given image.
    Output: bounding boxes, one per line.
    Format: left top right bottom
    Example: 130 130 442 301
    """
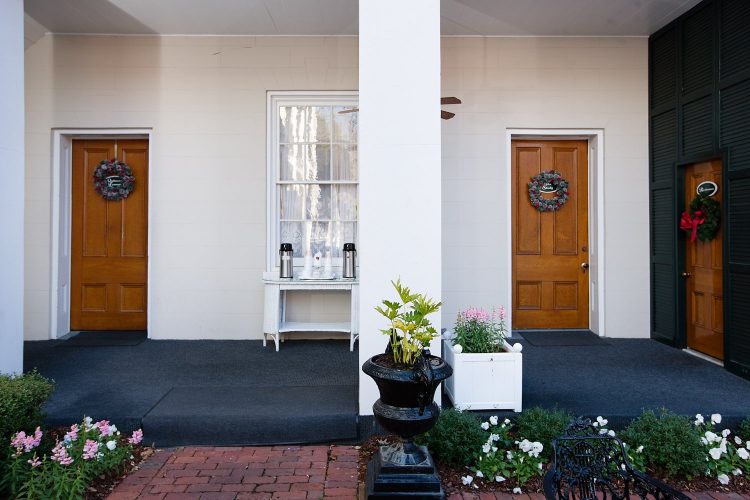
543 418 690 500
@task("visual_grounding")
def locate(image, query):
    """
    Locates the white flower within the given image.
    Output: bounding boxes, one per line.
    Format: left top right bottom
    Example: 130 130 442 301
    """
495 475 505 482
596 416 608 427
636 446 644 454
481 422 490 430
733 468 743 476
738 448 749 460
513 487 522 494
491 446 497 452
709 447 723 460
599 429 608 435
518 439 533 453
695 414 704 425
506 451 513 460
717 473 729 485
538 463 543 470
490 433 499 442
106 440 116 451
482 443 491 454
453 344 463 354
608 430 616 437
489 416 498 426
701 437 709 445
461 475 473 485
504 419 511 425
476 471 484 478
711 414 722 425
747 441 750 449
722 429 731 438
109 425 118 435
735 436 743 445
705 431 719 443
531 442 544 457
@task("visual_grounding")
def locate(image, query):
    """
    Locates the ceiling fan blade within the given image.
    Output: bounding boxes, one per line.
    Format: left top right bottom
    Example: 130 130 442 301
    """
441 97 462 105
441 110 455 120
337 108 359 114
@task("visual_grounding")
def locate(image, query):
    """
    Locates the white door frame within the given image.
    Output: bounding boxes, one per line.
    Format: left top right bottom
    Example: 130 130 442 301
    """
505 129 606 336
49 128 154 339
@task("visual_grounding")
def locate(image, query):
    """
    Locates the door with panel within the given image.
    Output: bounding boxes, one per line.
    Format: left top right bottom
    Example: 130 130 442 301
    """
512 140 589 330
684 159 723 360
71 139 148 331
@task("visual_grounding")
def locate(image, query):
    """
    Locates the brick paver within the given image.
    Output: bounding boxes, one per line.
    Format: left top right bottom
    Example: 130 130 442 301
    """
109 446 750 499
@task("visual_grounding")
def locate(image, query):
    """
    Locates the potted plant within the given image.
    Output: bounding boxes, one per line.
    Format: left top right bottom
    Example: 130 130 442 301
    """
443 306 523 411
362 279 452 498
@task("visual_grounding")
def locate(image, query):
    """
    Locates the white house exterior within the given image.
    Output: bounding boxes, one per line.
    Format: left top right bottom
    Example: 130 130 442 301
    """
1 0 707 414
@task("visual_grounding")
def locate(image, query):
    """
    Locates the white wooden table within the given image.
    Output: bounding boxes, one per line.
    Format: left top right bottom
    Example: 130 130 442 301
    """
262 273 359 351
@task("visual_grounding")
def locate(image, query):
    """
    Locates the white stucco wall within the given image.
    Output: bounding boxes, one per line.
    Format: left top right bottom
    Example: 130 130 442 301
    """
440 37 650 338
23 35 649 342
24 35 358 340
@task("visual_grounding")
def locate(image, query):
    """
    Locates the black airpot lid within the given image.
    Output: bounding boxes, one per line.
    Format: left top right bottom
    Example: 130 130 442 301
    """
343 243 356 251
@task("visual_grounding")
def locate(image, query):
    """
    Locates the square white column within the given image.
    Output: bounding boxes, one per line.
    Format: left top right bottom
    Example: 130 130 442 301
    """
358 0 442 413
0 0 25 374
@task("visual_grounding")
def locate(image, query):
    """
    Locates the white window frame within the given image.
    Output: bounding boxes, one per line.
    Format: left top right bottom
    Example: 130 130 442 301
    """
266 91 359 272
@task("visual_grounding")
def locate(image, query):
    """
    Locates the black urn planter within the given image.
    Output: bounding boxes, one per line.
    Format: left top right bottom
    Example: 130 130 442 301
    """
362 351 453 499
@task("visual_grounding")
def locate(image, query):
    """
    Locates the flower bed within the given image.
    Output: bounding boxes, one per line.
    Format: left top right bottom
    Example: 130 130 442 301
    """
1 417 145 499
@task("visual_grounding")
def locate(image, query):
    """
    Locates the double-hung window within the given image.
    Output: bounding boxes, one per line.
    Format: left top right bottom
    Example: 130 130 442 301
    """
267 92 358 271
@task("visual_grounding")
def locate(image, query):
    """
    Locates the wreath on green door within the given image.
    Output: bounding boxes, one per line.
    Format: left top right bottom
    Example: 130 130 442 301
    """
528 170 569 212
93 160 135 201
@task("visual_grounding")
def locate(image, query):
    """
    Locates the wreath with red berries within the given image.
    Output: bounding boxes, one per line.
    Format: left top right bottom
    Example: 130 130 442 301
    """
528 170 569 212
93 160 135 201
680 195 720 242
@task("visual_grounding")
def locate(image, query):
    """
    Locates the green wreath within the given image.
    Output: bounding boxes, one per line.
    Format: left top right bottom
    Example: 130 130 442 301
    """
680 195 720 242
528 170 569 212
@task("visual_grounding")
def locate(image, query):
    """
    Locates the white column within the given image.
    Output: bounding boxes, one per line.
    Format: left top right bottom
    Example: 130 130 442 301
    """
0 0 25 374
358 0 442 414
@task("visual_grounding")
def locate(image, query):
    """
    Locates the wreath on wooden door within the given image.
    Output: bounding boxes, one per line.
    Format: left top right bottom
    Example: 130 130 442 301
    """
93 160 135 201
528 170 569 212
680 195 720 242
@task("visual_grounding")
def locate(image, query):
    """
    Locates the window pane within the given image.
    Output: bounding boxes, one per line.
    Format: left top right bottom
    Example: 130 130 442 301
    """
307 144 331 181
305 184 331 220
332 144 358 181
279 106 306 143
334 106 357 143
307 106 332 143
309 221 330 257
280 145 306 181
329 222 356 258
333 185 357 220
280 184 306 220
280 221 305 257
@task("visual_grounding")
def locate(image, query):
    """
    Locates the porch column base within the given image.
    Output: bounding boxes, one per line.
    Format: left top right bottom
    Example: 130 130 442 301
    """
365 442 444 499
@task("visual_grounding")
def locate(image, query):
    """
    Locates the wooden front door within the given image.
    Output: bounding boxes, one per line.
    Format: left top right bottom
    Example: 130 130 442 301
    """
71 139 148 331
685 159 723 360
512 140 589 329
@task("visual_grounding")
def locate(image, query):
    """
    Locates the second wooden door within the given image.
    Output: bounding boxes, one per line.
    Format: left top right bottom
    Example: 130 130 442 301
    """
512 140 589 329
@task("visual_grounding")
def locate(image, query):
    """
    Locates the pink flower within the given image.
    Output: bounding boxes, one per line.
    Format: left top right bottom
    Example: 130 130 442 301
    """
463 307 490 323
51 442 73 466
128 429 143 446
27 455 41 468
82 439 99 460
65 424 79 442
10 427 43 454
95 420 112 436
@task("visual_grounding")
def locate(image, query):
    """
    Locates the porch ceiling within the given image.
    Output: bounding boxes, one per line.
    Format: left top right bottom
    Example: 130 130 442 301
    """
25 0 701 39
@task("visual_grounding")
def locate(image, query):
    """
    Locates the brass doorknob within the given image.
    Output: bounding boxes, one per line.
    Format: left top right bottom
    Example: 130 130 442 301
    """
580 262 589 271
682 272 692 277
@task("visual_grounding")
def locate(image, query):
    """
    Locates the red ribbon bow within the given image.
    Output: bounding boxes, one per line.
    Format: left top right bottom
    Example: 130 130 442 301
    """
680 210 705 242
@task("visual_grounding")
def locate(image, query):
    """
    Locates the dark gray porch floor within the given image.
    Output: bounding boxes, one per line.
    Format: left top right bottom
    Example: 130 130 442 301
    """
23 337 750 446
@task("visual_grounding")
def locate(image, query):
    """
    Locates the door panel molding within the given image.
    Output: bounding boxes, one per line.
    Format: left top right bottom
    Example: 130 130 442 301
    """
505 129 606 336
50 129 153 339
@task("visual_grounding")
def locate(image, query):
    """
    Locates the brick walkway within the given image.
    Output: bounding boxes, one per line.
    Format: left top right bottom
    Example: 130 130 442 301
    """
108 445 750 500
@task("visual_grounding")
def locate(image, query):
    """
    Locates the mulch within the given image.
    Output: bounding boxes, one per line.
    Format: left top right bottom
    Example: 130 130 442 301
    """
357 435 750 496
86 445 153 499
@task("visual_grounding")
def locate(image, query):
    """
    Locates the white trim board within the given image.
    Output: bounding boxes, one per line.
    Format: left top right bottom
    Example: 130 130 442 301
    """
49 128 154 340
504 129 606 337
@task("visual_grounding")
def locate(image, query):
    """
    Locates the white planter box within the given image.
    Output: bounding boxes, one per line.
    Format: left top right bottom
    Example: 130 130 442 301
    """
442 338 522 412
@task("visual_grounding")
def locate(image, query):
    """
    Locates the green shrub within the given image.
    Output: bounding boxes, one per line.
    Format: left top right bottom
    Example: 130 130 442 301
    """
620 409 705 478
417 409 485 466
739 417 750 441
0 370 54 442
514 406 572 459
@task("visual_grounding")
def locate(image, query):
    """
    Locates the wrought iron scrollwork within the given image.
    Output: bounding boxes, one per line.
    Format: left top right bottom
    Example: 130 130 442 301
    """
544 421 690 500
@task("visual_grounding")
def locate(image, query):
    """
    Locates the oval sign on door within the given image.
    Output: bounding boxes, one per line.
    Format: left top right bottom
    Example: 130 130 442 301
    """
696 181 719 197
